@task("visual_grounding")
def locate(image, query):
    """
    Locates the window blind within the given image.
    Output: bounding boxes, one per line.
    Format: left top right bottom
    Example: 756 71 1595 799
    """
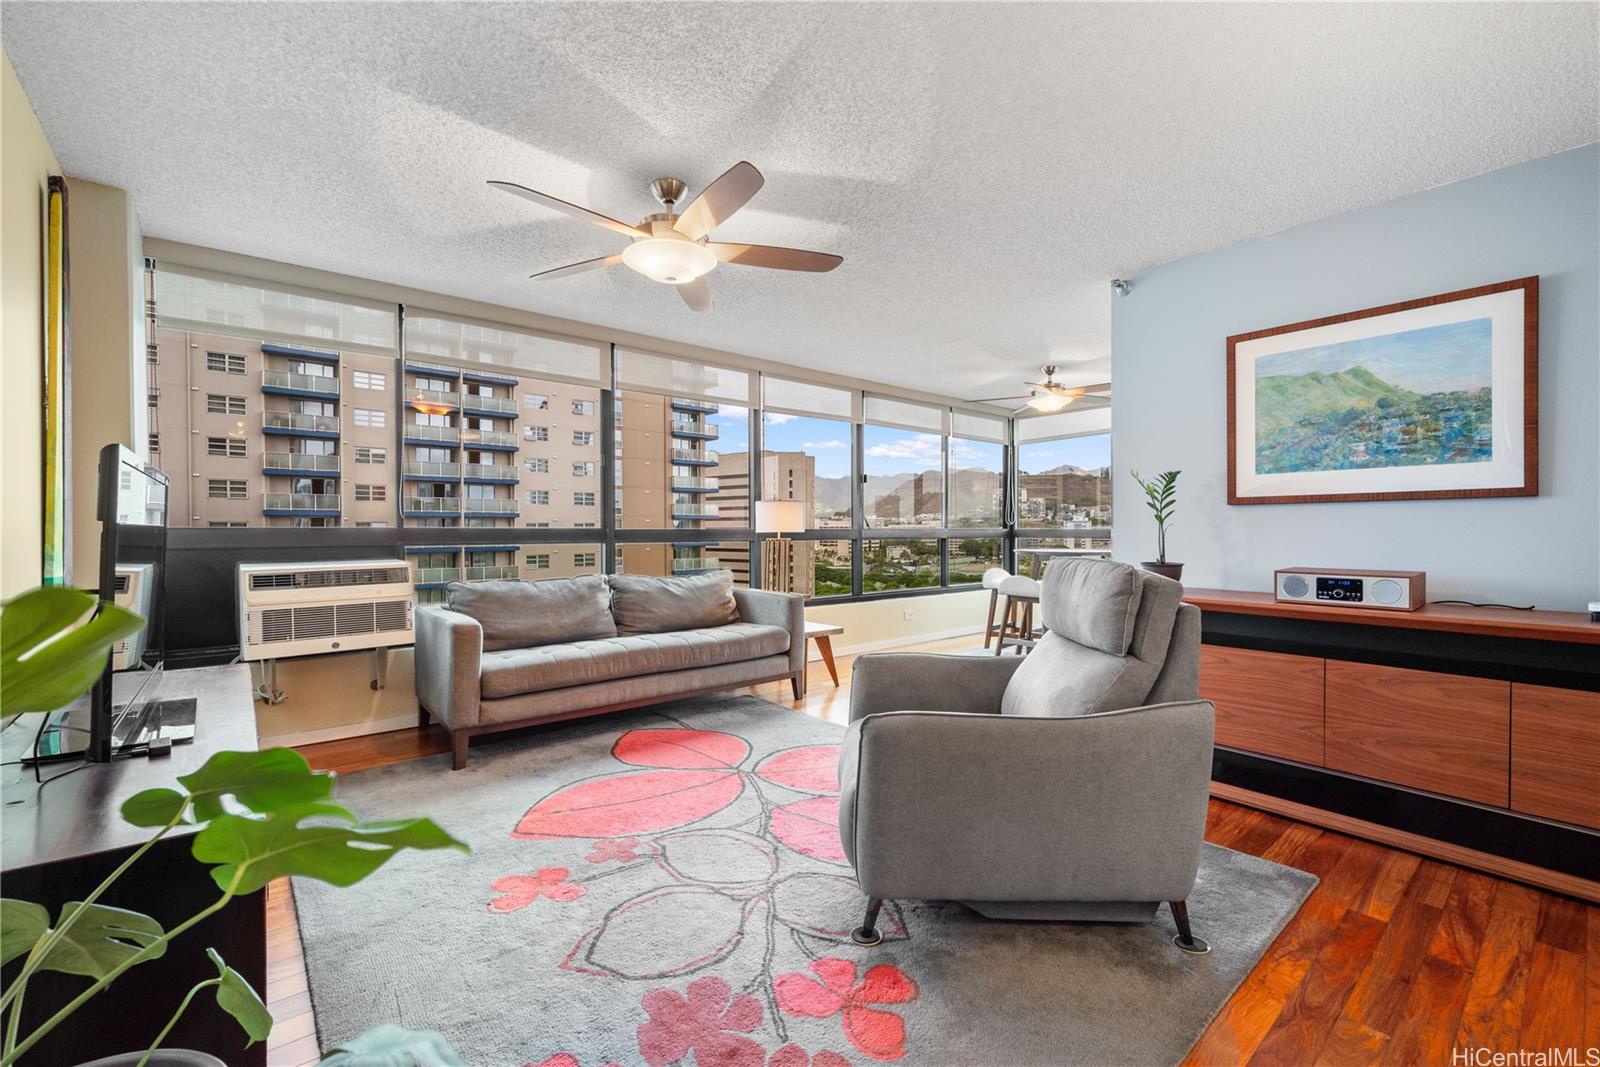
762 376 854 419
863 395 943 433
152 263 397 353
614 349 751 403
404 309 604 384
1016 406 1111 442
952 409 1008 444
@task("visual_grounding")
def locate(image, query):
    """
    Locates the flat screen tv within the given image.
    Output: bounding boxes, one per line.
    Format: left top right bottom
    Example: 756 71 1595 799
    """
25 444 186 764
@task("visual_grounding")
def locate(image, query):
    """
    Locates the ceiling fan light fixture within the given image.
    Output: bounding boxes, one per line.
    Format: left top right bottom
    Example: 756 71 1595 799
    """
621 237 718 285
1027 393 1071 412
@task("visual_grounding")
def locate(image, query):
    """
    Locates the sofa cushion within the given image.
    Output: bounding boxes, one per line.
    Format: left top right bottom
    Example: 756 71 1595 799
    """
479 622 791 699
447 575 616 652
607 571 740 636
999 631 1161 717
1039 558 1144 656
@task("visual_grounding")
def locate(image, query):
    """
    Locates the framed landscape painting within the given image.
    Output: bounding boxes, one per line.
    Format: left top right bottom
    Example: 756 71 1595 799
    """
1227 277 1538 505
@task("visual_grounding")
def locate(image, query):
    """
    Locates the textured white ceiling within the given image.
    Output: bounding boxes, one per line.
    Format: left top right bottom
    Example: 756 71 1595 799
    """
5 2 1596 402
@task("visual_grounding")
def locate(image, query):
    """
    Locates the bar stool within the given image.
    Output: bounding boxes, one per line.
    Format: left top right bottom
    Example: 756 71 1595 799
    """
993 574 1043 656
981 567 1012 649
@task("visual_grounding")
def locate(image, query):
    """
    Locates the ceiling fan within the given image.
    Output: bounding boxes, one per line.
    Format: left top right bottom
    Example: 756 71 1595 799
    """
488 161 843 312
966 366 1112 415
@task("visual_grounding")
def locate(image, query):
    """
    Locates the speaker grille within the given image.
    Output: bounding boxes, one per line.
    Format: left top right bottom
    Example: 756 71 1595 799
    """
1281 574 1310 599
1371 579 1403 605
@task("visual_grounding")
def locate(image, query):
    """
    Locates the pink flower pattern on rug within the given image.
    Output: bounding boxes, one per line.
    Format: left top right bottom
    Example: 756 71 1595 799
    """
766 1045 853 1067
525 1055 622 1067
487 867 585 912
585 837 642 864
638 976 766 1067
775 958 920 1061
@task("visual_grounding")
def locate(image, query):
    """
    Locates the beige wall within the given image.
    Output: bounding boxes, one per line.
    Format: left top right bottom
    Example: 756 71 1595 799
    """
66 178 143 582
0 51 59 597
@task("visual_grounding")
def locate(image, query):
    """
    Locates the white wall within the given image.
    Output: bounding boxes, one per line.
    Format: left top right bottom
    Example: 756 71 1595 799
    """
1112 145 1599 611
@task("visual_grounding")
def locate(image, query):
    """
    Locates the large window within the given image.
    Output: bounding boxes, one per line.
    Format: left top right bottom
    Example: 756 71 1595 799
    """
862 539 940 592
761 413 850 529
1016 409 1112 573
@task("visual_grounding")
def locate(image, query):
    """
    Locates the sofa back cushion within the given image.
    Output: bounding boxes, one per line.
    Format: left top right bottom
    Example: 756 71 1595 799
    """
608 571 740 635
447 575 616 652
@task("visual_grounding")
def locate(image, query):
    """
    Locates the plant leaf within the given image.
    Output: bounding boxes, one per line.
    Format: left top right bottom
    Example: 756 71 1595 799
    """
177 748 335 821
32 902 165 979
0 588 144 715
206 947 274 1046
192 802 468 896
0 899 49 967
122 787 189 827
317 1023 465 1066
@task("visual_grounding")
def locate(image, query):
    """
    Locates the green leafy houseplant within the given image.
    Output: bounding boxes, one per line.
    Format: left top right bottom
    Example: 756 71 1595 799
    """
1130 469 1182 577
0 589 470 1066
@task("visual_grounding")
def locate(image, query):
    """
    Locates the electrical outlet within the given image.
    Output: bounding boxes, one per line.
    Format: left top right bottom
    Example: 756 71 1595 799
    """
901 610 914 621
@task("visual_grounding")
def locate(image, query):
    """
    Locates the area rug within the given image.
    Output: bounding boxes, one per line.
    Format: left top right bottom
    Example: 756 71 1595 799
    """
293 695 1317 1067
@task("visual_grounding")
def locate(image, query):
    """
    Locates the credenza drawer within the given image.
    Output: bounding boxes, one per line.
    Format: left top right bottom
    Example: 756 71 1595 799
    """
1199 645 1325 764
1324 662 1510 806
1511 683 1600 829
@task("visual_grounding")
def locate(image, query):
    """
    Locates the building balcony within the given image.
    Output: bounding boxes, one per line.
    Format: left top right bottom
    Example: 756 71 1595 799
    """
670 418 719 441
405 388 460 412
261 369 340 399
262 411 339 438
402 461 461 480
412 567 461 587
463 463 518 483
671 555 718 574
460 394 518 417
460 429 519 452
670 398 720 415
403 497 462 516
402 425 460 446
462 369 519 387
672 503 720 520
262 452 340 476
464 565 519 581
462 498 518 515
672 476 720 493
262 493 341 516
262 342 339 365
404 361 460 379
671 448 719 467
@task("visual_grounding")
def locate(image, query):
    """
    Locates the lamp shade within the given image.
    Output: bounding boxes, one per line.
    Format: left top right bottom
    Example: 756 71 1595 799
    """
754 499 806 533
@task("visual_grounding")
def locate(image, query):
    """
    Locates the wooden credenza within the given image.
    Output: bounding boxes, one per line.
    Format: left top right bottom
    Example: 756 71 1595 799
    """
1187 590 1599 901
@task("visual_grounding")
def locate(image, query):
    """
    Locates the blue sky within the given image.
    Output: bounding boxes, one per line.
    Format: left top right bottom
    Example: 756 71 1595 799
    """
763 413 852 476
1257 317 1492 393
1018 434 1110 473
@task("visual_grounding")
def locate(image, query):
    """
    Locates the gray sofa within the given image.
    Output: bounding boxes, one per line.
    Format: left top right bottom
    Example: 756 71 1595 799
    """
415 571 805 768
839 557 1216 951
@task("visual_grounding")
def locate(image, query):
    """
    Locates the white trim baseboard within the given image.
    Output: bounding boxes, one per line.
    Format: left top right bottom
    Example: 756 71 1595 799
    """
259 714 422 749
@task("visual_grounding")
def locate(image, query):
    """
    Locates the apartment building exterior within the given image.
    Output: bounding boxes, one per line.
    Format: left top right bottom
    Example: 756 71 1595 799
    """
708 450 817 596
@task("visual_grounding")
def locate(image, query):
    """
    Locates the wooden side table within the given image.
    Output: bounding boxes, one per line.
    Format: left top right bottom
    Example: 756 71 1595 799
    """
805 620 845 686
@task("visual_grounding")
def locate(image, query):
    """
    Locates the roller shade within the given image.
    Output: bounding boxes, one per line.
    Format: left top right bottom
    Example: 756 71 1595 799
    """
952 409 1008 444
863 395 943 433
615 348 751 403
1016 406 1111 442
762 376 853 419
404 309 604 384
152 263 397 353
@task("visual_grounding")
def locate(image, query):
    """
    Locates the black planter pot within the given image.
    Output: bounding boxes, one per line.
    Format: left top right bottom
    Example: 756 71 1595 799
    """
78 1052 227 1067
1142 561 1184 581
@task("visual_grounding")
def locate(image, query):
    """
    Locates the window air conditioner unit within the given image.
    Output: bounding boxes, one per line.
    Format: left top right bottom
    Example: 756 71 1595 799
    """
111 563 154 670
236 559 415 662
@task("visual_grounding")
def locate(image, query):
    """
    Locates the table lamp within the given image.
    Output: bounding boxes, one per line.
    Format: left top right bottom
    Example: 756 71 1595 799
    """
755 499 807 594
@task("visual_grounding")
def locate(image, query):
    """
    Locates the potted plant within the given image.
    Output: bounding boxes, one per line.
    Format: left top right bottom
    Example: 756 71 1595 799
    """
1130 469 1183 581
0 587 470 1066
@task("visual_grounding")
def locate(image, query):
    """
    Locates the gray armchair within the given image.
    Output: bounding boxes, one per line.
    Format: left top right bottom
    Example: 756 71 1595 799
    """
838 558 1215 952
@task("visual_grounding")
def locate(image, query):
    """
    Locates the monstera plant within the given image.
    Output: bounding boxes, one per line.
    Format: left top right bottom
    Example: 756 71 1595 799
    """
0 588 469 1066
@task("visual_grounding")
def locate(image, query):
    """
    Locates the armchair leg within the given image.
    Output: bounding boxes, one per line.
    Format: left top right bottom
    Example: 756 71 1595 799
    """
1170 899 1210 954
851 897 885 947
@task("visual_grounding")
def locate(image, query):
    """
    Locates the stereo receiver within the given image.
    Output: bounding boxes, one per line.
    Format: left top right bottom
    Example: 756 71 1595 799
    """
1273 568 1425 612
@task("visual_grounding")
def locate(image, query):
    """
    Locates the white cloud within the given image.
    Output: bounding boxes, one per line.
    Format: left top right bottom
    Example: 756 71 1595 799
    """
864 433 942 461
802 439 848 450
765 412 797 425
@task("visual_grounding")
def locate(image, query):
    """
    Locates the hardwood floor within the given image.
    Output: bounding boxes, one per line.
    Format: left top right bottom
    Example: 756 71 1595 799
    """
264 636 1600 1066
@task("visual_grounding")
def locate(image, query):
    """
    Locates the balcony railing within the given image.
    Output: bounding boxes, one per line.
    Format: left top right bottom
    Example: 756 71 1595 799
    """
262 493 340 512
262 452 339 473
670 398 719 414
460 429 519 448
672 555 717 573
460 394 518 415
672 476 720 492
672 503 720 520
464 565 519 581
462 498 518 514
672 448 719 465
403 497 461 513
405 388 460 410
262 369 339 395
262 411 339 434
402 425 460 443
403 461 461 479
463 463 517 481
670 418 719 439
412 567 461 585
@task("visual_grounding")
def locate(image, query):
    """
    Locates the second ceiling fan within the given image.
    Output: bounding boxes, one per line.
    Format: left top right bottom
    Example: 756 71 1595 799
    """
967 366 1112 415
489 161 843 312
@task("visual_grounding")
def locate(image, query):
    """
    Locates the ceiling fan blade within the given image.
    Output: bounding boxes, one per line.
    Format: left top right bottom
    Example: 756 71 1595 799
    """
676 276 713 312
530 254 624 280
1060 381 1113 395
964 394 1032 403
706 242 842 272
488 180 643 238
1023 381 1056 391
673 162 764 241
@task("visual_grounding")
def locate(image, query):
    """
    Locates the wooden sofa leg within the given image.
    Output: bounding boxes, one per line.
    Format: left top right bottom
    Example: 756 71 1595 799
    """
1170 899 1210 954
790 672 804 700
418 706 430 729
451 732 470 771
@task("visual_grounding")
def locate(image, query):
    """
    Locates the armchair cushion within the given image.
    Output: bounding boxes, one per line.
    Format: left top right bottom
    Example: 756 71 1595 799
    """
999 632 1161 717
447 575 615 652
609 571 741 636
1039 558 1144 655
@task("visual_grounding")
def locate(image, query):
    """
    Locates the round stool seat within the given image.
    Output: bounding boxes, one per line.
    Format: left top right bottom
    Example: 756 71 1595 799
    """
997 574 1041 599
981 567 1012 590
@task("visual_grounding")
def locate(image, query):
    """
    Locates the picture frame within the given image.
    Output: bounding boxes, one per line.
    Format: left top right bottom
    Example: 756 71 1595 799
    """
1227 277 1538 505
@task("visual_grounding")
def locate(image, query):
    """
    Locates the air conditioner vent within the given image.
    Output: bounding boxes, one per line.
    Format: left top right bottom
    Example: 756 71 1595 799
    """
113 574 130 593
237 560 415 662
258 608 294 644
249 567 407 591
375 600 411 632
335 602 375 635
